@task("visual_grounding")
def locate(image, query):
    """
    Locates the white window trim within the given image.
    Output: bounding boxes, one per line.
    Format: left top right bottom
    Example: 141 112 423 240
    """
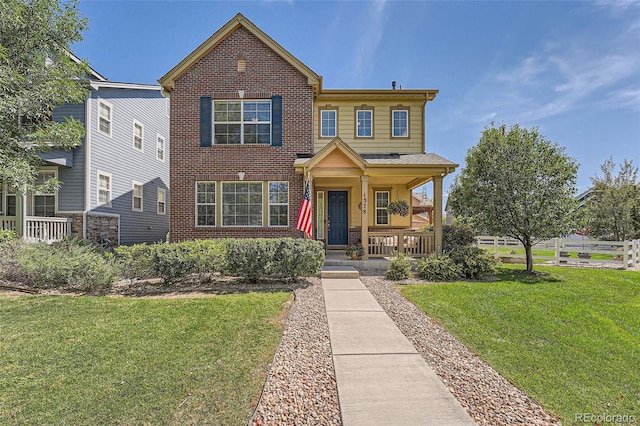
320 109 337 138
133 119 144 152
356 109 373 138
375 191 390 226
97 170 112 207
157 188 167 215
195 181 216 227
132 181 143 212
156 134 166 162
31 168 58 217
392 109 409 138
98 99 113 138
213 100 272 145
221 181 263 227
268 181 289 227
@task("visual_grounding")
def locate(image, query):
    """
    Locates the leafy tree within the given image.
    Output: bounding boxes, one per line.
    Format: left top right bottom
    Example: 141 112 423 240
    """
586 157 640 241
0 0 89 194
449 123 580 272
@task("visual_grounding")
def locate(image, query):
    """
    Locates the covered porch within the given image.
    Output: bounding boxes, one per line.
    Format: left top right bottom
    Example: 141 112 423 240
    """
295 138 457 260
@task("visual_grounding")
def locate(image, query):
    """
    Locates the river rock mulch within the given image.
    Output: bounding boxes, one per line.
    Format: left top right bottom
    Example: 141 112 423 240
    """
361 275 561 426
251 277 341 425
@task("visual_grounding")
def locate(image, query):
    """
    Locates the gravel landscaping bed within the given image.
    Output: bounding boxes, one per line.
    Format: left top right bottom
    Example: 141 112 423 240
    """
251 277 341 425
361 276 561 426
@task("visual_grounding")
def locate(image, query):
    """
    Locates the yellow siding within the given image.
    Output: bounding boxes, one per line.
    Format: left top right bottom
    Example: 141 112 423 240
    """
314 99 425 154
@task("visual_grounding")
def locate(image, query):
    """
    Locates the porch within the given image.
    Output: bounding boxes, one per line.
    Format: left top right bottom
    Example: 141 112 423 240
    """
0 216 71 243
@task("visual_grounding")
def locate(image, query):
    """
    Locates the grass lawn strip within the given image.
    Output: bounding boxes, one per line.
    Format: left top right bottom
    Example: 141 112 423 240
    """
0 291 290 425
400 266 640 426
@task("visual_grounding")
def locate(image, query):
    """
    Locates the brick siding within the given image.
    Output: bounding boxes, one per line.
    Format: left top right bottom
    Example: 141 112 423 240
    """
169 26 313 241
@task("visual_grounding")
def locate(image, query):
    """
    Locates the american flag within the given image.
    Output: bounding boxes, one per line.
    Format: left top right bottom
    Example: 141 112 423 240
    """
295 178 313 238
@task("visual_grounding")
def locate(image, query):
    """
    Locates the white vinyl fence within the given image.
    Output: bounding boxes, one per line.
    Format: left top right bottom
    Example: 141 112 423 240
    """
477 236 640 270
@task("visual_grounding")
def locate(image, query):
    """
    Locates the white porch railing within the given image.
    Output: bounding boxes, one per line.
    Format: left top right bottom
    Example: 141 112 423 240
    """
368 231 435 258
24 216 72 243
1 217 17 231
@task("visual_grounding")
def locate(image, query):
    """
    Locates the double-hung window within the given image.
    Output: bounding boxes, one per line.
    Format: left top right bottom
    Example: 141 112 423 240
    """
196 182 216 226
132 182 143 211
268 182 289 226
392 110 408 137
157 188 166 215
320 110 336 138
98 100 112 136
221 182 263 226
214 100 271 144
33 171 56 217
133 120 144 151
375 191 390 225
156 135 165 161
356 109 373 137
97 171 112 207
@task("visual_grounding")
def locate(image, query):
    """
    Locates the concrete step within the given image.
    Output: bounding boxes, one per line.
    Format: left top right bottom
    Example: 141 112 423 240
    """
321 266 359 279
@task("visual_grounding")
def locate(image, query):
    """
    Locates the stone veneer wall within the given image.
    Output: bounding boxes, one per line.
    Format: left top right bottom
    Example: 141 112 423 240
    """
86 214 119 245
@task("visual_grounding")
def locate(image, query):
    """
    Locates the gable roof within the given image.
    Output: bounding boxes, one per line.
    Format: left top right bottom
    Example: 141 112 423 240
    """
159 13 321 93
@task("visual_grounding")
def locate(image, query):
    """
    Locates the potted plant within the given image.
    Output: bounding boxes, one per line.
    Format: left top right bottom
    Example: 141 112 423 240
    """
387 200 409 216
346 241 364 260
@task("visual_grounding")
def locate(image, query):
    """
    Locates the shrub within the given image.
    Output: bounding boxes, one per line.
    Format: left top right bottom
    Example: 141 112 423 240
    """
416 253 462 281
442 223 477 252
272 238 325 280
152 244 199 285
448 246 499 280
112 244 159 280
385 251 413 281
8 238 116 292
0 230 17 243
179 239 227 275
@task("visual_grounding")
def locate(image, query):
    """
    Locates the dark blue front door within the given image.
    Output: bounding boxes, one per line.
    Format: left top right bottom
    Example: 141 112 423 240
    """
328 191 348 245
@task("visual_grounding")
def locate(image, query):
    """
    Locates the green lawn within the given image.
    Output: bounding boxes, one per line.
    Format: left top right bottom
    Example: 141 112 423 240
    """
400 266 640 426
0 291 290 425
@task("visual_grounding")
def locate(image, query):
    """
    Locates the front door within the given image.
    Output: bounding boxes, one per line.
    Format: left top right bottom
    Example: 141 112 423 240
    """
327 191 348 245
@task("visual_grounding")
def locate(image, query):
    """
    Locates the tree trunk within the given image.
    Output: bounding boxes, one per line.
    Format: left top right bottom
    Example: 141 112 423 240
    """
525 243 534 272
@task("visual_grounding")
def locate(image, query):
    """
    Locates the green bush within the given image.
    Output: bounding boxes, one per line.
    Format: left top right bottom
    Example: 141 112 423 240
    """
112 244 159 280
448 246 499 280
442 223 477 252
152 244 199 285
0 230 17 243
385 251 413 281
415 253 462 281
179 239 227 275
8 238 116 292
272 238 325 280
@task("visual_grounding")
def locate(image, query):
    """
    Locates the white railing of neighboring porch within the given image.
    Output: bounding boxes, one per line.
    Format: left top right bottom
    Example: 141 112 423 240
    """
368 231 435 258
24 216 71 243
1 217 17 231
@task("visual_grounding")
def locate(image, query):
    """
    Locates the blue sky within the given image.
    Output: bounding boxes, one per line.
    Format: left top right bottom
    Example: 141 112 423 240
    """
72 0 640 197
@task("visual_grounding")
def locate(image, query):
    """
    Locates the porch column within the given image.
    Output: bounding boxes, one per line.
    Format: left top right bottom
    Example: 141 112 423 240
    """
360 175 369 260
433 176 443 253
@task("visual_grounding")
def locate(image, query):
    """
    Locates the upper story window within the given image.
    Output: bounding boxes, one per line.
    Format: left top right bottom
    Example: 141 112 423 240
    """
97 171 112 207
132 181 143 211
375 191 390 226
157 188 167 215
98 100 112 137
392 110 408 138
320 109 336 138
133 120 144 151
356 109 373 137
156 134 165 162
213 100 271 145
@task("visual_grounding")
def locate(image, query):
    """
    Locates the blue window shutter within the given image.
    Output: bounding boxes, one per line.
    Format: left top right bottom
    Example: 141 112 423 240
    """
200 96 212 147
271 95 282 146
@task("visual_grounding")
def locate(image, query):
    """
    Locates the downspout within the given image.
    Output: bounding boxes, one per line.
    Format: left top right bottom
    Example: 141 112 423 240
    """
83 92 92 240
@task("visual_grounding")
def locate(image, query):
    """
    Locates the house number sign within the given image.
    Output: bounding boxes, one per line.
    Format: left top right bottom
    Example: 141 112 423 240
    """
362 193 367 214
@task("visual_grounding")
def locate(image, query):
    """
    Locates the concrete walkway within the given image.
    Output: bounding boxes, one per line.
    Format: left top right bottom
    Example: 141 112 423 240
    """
322 271 476 426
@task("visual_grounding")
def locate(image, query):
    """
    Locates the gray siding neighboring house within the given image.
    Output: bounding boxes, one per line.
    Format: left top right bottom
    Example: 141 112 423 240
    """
1 77 170 245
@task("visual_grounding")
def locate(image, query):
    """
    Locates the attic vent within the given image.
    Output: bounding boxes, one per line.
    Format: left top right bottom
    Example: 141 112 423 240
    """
237 58 246 72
